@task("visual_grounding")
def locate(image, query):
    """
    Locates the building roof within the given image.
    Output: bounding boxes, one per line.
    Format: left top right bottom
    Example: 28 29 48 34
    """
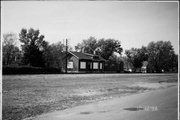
70 51 91 59
69 51 106 61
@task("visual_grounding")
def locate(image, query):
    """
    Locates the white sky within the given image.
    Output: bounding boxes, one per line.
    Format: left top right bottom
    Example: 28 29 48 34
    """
1 1 179 54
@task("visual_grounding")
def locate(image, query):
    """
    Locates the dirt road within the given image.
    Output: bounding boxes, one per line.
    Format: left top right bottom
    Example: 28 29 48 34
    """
29 85 178 120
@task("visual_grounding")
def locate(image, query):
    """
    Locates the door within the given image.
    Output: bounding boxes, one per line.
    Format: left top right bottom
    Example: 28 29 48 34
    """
86 61 92 72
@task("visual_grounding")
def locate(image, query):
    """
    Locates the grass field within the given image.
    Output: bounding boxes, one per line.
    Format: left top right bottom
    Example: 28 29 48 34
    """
2 73 178 120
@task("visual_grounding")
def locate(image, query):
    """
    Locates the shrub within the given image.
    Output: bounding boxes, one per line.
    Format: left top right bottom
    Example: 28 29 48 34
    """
3 66 62 75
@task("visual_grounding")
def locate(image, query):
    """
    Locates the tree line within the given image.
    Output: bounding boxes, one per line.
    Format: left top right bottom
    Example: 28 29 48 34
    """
125 41 178 73
2 28 178 73
3 28 64 69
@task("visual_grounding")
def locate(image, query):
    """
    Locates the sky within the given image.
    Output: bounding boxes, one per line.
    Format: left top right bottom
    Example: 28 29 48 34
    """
1 1 179 54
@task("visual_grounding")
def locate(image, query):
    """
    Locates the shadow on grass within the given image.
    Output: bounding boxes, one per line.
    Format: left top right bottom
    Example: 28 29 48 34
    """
3 104 50 120
3 96 96 120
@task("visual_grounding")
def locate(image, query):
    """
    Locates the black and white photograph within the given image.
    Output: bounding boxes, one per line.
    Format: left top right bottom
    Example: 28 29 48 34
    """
1 1 179 120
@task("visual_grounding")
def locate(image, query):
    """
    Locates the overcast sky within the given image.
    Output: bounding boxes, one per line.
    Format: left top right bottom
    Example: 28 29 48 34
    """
1 1 179 54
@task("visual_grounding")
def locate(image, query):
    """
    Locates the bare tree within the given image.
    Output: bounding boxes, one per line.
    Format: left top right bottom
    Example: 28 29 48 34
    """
3 33 20 66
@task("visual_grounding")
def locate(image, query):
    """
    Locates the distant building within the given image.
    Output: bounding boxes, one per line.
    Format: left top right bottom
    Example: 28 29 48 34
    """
62 51 106 73
141 61 148 73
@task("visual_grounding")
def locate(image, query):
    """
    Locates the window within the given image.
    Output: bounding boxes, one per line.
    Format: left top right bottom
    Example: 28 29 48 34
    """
67 61 73 69
93 62 98 69
80 62 86 69
100 63 102 69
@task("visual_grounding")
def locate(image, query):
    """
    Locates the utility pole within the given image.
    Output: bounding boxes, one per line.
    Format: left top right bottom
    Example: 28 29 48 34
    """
65 39 68 73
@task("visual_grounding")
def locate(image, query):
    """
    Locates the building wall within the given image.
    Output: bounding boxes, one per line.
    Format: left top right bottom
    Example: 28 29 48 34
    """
99 61 105 72
79 60 92 72
91 61 104 72
78 60 104 73
63 54 105 73
67 55 79 72
62 54 79 72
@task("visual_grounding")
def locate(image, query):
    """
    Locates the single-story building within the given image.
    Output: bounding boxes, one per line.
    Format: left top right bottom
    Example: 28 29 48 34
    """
62 51 106 73
141 61 148 73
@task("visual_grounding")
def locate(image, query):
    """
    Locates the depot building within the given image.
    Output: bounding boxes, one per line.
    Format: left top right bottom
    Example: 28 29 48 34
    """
62 51 106 73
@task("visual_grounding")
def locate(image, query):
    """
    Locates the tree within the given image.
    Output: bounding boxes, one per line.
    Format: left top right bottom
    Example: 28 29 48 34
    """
97 39 123 60
43 42 64 68
106 53 124 72
19 28 47 67
75 36 98 54
122 56 133 72
125 47 148 72
75 37 123 60
2 33 21 66
170 54 178 72
147 41 176 73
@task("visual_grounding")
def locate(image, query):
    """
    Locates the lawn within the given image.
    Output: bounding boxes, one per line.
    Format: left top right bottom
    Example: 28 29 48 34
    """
2 73 178 120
